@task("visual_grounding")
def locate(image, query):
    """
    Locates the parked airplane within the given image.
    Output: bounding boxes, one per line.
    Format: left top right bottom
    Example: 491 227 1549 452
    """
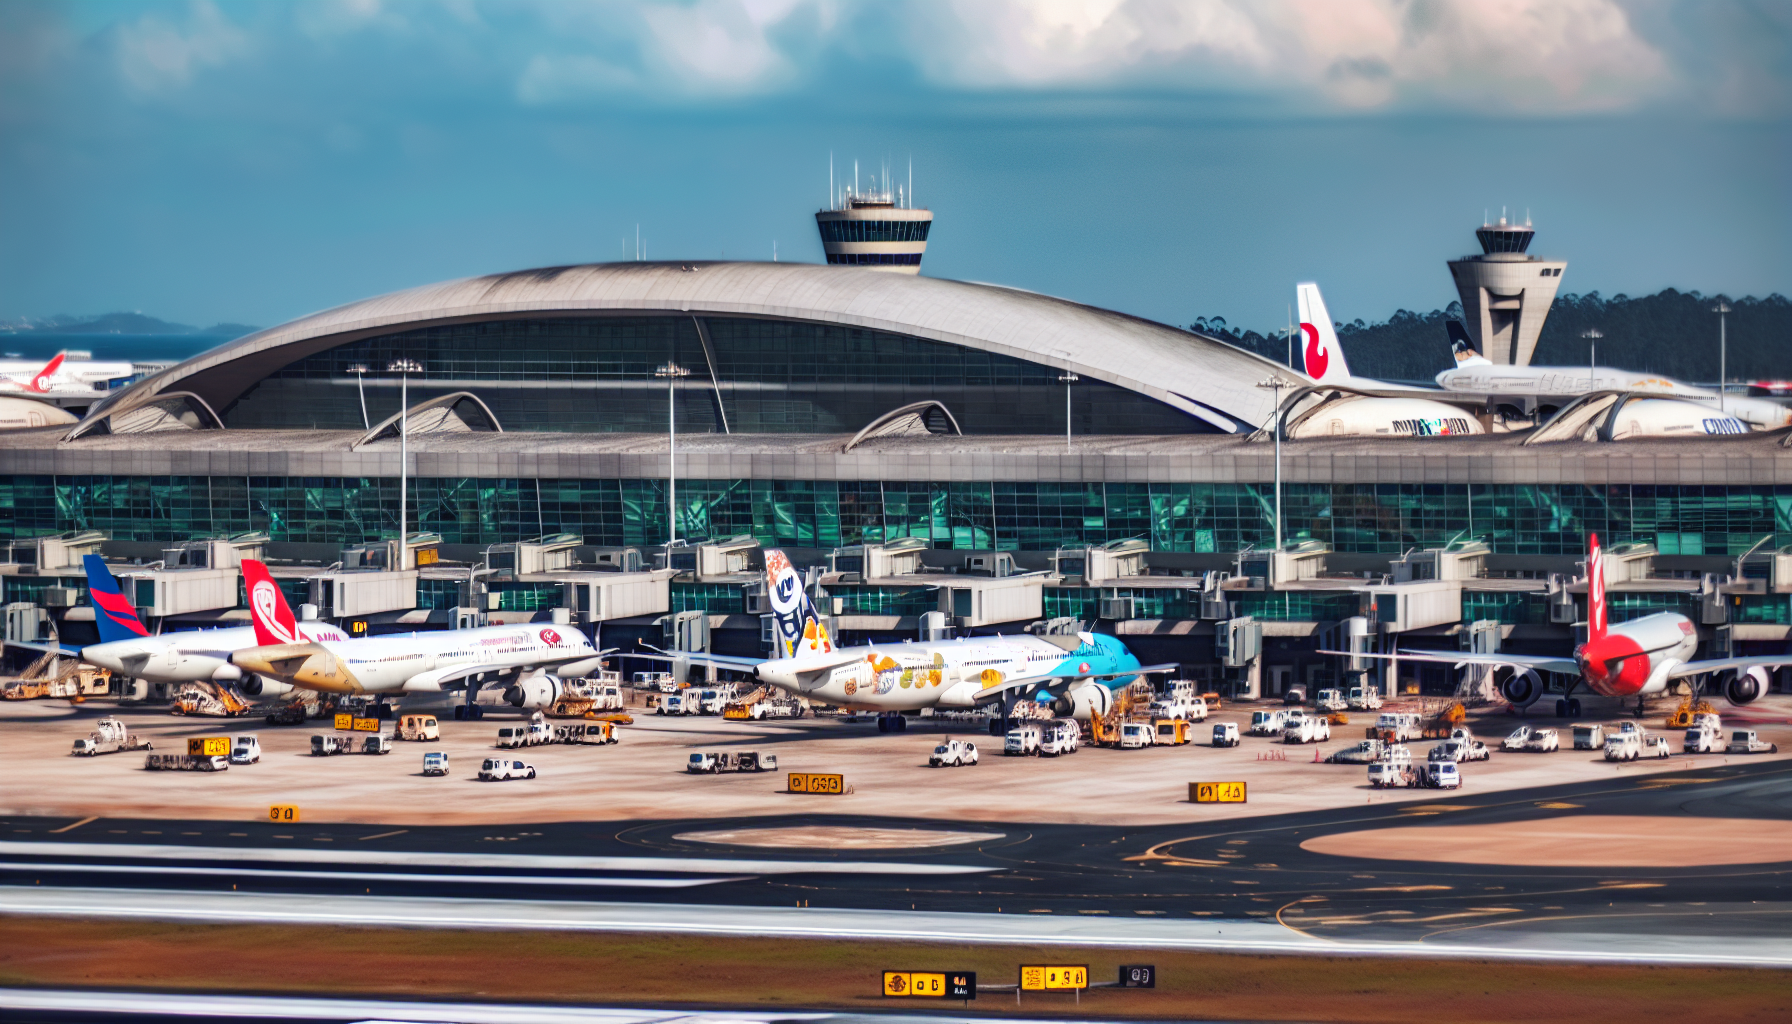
228 559 606 717
0 396 77 430
1326 534 1792 717
1434 322 1790 431
73 555 349 686
0 352 135 393
655 549 1176 732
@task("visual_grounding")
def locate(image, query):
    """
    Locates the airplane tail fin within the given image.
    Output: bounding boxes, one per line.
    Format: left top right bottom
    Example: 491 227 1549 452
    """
240 559 304 646
83 554 150 643
1587 534 1607 640
764 549 832 658
1446 321 1491 367
1295 283 1351 384
28 353 65 393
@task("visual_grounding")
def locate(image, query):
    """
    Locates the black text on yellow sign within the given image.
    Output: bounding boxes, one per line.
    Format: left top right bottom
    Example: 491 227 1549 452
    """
883 971 974 999
187 737 228 757
1020 965 1088 991
352 717 380 732
787 772 843 794
1191 781 1247 804
334 713 353 731
267 804 300 823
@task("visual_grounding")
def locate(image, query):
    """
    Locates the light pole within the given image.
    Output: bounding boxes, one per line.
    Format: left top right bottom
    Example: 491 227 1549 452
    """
388 359 422 567
1256 377 1290 552
656 362 690 549
1712 301 1732 413
347 364 369 430
1580 328 1603 390
1058 372 1079 450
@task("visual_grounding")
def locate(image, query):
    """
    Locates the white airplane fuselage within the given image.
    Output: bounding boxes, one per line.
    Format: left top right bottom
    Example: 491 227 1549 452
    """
81 623 348 684
230 623 603 695
1436 365 1791 429
0 359 136 392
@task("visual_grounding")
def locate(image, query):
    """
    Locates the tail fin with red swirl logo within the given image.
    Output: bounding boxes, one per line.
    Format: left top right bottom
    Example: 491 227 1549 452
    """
1587 533 1606 640
1296 283 1351 384
240 559 303 646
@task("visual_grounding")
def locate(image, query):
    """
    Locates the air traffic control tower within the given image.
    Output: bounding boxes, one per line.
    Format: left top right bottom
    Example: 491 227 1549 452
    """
1447 216 1567 366
815 175 932 275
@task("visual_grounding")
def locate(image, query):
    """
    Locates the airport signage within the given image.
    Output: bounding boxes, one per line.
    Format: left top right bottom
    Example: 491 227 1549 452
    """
267 804 300 823
883 971 974 999
1117 964 1156 988
1020 965 1087 991
334 713 353 731
788 772 844 794
352 717 381 732
1191 781 1247 803
187 737 228 757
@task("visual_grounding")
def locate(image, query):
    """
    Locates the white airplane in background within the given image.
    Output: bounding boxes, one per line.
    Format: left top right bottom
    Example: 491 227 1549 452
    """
648 549 1177 732
1327 534 1792 718
1434 321 1792 431
0 352 136 393
228 559 606 717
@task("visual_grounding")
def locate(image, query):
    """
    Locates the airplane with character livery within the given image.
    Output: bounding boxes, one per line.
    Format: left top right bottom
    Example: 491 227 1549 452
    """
652 549 1176 732
1326 534 1792 718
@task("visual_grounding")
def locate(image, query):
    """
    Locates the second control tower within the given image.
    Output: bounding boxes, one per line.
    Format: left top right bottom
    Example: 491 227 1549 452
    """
815 166 932 275
1447 215 1567 366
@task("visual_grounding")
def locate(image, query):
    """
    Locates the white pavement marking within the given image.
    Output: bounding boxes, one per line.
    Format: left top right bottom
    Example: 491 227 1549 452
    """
4 886 1790 968
0 862 747 889
0 840 995 876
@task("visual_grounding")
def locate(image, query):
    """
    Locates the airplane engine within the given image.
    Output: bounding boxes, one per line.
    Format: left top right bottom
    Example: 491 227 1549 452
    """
237 675 295 699
1498 668 1544 708
1724 667 1769 706
504 674 564 709
1050 683 1115 721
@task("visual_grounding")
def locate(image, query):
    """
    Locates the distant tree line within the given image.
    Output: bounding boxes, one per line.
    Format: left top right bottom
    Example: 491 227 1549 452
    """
1191 289 1790 386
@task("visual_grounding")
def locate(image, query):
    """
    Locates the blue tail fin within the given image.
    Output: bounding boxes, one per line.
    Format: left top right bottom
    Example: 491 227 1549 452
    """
84 554 150 643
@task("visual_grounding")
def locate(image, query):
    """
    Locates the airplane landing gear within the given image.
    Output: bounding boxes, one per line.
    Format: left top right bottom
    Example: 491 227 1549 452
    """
454 683 484 721
877 713 907 733
1554 698 1583 718
1634 697 1647 718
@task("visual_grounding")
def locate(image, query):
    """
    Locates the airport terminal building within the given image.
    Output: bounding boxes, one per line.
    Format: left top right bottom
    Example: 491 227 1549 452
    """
2 261 1789 695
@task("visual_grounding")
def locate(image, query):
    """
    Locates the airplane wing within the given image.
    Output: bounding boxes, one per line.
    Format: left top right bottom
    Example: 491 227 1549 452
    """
971 663 1181 703
1318 649 1580 675
4 639 81 656
635 645 768 671
1665 655 1792 680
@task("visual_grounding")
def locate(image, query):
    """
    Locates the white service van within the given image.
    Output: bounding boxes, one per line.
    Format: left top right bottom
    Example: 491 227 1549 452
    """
1211 722 1241 747
228 735 261 765
1040 719 1080 756
1004 723 1043 756
1248 710 1289 736
1316 689 1347 712
480 758 536 781
1346 686 1383 711
1118 722 1154 749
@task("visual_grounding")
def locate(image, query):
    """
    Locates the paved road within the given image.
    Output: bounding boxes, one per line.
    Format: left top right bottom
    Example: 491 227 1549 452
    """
4 760 1790 963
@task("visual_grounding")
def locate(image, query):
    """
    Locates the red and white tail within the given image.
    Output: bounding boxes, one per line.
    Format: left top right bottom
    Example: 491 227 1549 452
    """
240 559 303 646
1587 533 1607 640
1296 283 1351 384
28 353 66 393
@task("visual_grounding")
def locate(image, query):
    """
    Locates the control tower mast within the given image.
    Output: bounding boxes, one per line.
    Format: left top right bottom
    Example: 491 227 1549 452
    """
816 161 932 275
1446 214 1567 366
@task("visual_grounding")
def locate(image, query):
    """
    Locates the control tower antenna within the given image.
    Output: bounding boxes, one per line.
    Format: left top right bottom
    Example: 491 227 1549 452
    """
1446 211 1567 366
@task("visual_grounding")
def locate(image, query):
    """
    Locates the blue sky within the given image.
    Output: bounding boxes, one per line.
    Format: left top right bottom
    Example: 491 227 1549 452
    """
1 0 1787 334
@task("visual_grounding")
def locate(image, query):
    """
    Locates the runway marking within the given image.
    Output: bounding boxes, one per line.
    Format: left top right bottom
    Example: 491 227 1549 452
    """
1418 906 1792 944
0 862 749 889
359 830 409 841
47 817 96 835
1537 802 1581 809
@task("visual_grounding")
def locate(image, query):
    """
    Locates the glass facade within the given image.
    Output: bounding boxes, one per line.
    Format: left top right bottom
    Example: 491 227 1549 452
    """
8 475 1789 558
825 253 924 266
222 315 1196 435
817 220 932 243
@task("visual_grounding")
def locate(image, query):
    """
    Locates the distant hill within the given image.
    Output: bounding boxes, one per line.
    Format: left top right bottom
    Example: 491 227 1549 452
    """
1 313 259 337
1194 289 1791 385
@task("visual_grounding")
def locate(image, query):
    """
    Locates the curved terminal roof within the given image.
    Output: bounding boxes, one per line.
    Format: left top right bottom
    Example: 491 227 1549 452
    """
85 261 1304 434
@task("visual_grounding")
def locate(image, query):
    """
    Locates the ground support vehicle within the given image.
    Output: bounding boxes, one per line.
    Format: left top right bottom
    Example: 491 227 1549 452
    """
1117 722 1155 749
929 738 980 767
310 734 354 756
1429 738 1488 763
1417 702 1467 740
480 758 536 780
1643 736 1672 758
1285 717 1332 744
1504 725 1558 752
1346 686 1383 711
1248 710 1289 736
1604 732 1641 761
687 751 777 773
1040 719 1080 756
555 721 617 744
1149 696 1207 721
1573 724 1607 751
1727 730 1778 754
170 684 253 717
1316 689 1347 713
1153 718 1191 745
1421 762 1462 789
1370 712 1422 743
361 734 394 755
229 736 262 764
496 712 554 749
397 715 440 742
1685 720 1724 753
71 718 152 756
422 752 450 776
1212 722 1241 747
265 702 310 726
1005 722 1044 756
1327 739 1386 763
548 679 626 718
1368 756 1416 788
655 693 688 716
1666 698 1718 730
145 754 228 771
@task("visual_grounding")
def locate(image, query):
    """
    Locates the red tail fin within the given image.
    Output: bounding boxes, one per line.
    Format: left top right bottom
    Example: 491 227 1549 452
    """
241 559 303 646
1587 533 1606 640
27 353 65 393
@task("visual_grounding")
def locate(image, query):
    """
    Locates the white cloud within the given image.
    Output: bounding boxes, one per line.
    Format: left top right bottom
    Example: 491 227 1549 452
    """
113 0 250 93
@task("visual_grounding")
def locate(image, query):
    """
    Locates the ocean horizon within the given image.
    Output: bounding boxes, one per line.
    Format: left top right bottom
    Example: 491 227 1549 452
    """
0 333 235 364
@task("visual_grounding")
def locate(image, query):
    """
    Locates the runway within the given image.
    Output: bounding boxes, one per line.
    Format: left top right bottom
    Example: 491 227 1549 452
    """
4 759 1790 966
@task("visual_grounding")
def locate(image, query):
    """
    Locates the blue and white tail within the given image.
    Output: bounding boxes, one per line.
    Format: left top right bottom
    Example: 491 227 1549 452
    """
83 554 150 644
764 549 832 658
1296 283 1351 384
1446 321 1491 367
